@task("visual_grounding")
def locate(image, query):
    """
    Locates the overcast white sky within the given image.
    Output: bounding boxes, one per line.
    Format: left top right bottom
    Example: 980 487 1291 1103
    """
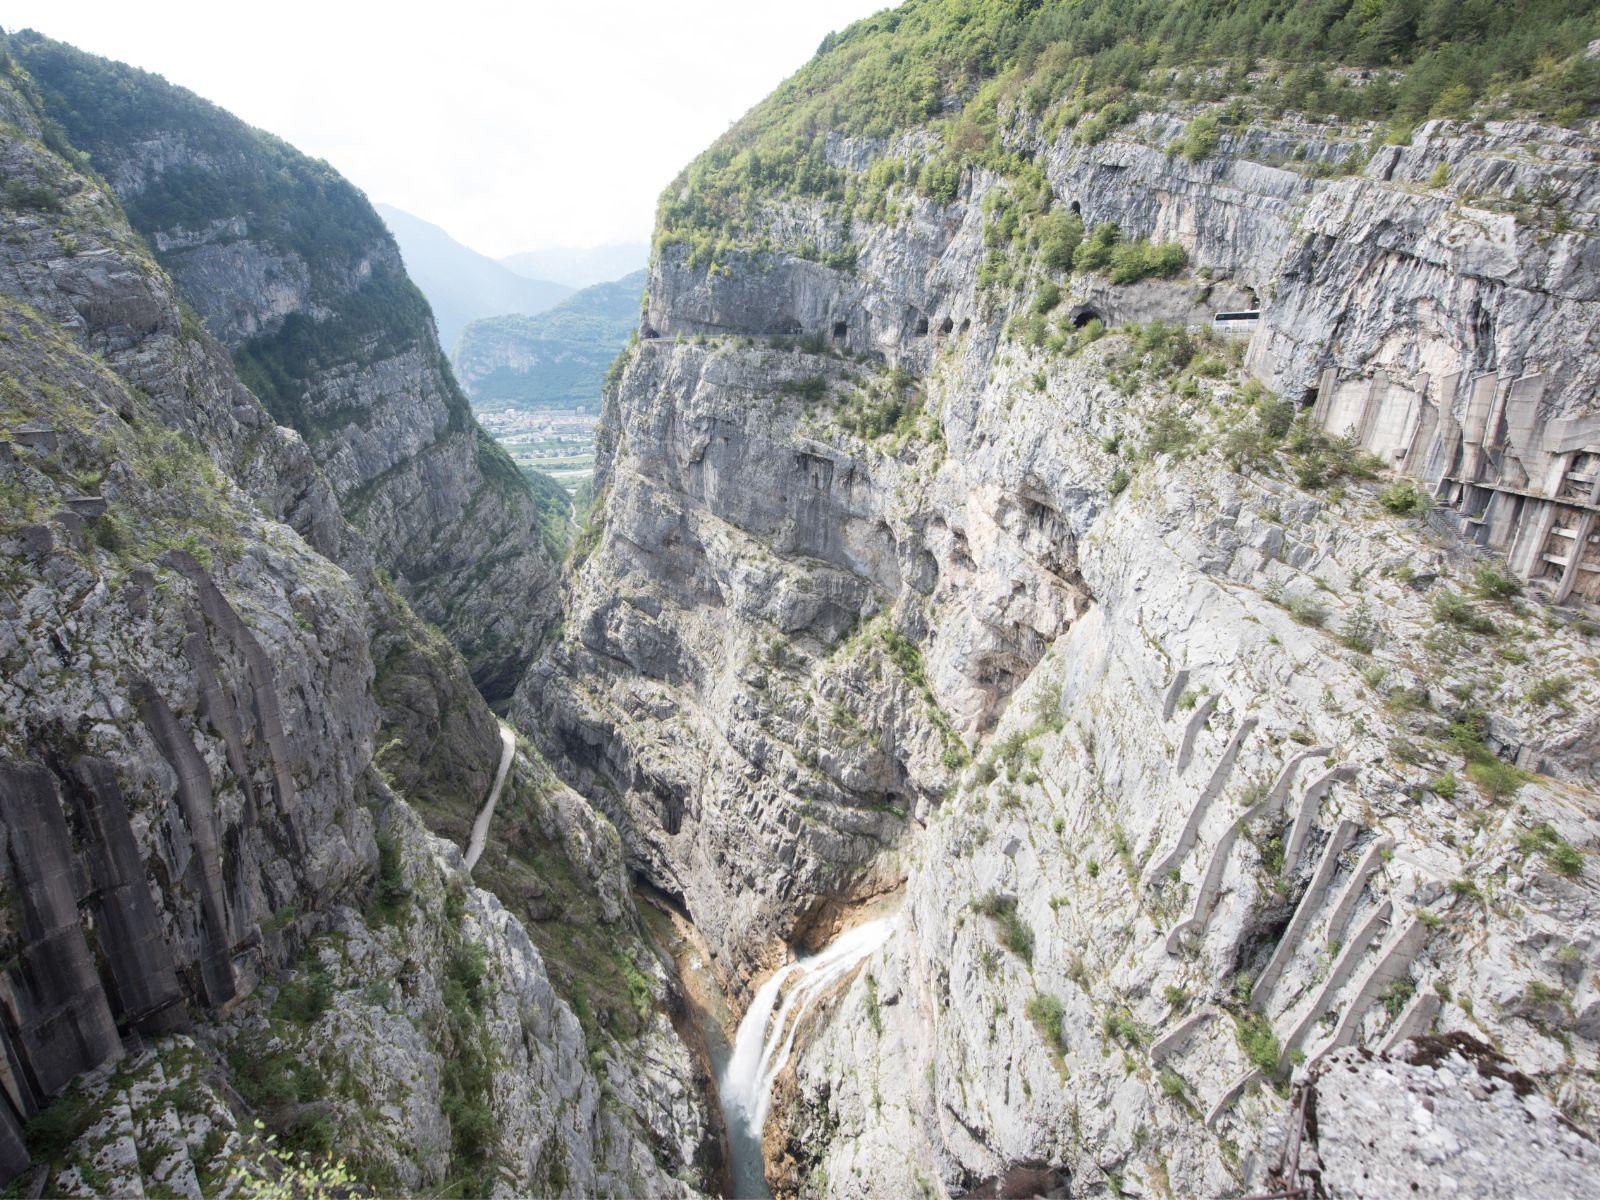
5 1 888 257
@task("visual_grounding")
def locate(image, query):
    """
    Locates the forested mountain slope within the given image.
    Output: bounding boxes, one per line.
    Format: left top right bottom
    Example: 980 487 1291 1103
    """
11 32 567 701
454 269 647 411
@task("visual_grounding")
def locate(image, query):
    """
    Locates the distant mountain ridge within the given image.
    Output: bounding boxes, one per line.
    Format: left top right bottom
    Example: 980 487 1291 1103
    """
454 269 646 412
500 242 649 290
375 204 572 349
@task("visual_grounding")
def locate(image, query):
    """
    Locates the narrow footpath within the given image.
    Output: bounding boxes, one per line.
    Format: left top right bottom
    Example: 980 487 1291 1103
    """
465 723 516 872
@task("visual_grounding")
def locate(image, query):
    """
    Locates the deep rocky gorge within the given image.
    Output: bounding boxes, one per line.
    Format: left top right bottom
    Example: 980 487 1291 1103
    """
12 32 566 705
2 12 1600 1200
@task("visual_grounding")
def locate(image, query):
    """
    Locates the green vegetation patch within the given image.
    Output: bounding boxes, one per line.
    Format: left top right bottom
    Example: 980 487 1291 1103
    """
975 890 1035 964
1026 991 1068 1056
14 31 390 274
1517 822 1584 878
654 0 1600 266
455 271 645 412
1234 1011 1281 1073
1445 710 1531 799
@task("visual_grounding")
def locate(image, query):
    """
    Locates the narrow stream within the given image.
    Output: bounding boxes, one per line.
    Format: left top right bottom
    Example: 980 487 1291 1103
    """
719 918 897 1199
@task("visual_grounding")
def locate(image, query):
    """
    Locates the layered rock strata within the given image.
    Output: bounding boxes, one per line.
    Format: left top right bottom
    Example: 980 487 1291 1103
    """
13 32 564 700
0 57 705 1195
527 84 1600 1196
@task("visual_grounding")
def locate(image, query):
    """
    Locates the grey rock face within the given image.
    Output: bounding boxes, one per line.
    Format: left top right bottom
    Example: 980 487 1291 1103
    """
0 63 702 1194
520 337 959 992
531 87 1600 1197
16 803 709 1200
215 802 707 1200
1301 1036 1599 1199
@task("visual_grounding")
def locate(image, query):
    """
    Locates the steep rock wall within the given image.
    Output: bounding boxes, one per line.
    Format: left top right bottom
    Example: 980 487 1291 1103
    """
0 61 706 1194
528 78 1600 1196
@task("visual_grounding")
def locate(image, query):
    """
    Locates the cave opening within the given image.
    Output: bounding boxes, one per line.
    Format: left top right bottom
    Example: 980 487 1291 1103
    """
1070 307 1103 329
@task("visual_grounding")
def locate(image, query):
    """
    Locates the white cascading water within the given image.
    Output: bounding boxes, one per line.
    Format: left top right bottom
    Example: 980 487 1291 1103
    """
721 917 896 1144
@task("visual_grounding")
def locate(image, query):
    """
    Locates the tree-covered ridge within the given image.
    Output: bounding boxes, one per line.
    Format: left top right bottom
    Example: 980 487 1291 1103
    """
463 271 643 352
454 270 645 412
6 28 565 575
7 30 450 439
8 33 490 474
658 0 1600 263
9 30 386 280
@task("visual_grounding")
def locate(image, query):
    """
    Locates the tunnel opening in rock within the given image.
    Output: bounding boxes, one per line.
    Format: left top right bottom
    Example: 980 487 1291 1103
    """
939 315 954 334
1070 307 1103 329
914 314 929 336
832 320 847 339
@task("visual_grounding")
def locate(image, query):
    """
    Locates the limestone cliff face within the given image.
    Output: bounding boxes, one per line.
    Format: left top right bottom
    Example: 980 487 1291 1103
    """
13 33 563 702
527 77 1600 1196
0 59 704 1195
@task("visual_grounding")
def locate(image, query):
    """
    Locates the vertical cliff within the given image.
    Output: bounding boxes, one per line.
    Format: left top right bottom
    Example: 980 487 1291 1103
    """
0 46 708 1195
521 3 1600 1195
4 4 1600 1197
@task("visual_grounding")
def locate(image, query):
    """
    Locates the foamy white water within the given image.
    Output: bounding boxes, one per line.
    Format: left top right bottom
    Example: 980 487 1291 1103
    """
720 916 896 1143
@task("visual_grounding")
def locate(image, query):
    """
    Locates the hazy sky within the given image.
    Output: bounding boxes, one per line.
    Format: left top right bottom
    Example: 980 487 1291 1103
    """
5 1 888 257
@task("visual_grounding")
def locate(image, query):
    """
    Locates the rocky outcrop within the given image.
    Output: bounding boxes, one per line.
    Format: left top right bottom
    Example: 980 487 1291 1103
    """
1293 1035 1600 1199
13 802 709 1199
5 13 1599 1198
13 32 564 701
525 47 1600 1197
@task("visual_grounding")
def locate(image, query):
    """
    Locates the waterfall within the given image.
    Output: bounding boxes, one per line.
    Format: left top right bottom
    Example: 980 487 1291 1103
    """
720 917 896 1161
